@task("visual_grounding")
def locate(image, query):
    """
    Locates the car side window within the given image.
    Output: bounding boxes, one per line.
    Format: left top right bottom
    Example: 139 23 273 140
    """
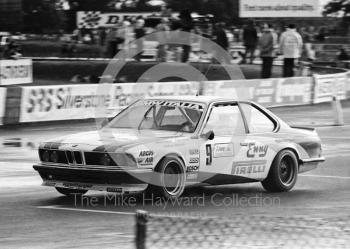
203 104 246 136
240 103 275 133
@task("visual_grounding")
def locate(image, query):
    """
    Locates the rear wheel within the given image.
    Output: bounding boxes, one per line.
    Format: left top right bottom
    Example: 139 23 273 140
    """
55 187 88 197
146 156 186 199
261 150 298 192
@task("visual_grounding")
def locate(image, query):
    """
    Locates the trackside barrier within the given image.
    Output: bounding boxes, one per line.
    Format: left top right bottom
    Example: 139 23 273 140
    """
1 67 350 125
0 87 7 125
17 82 199 123
201 77 314 107
3 87 22 125
135 210 350 249
0 59 33 85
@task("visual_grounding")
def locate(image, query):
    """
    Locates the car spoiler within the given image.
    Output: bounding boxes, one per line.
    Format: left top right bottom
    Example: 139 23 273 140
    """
291 126 316 132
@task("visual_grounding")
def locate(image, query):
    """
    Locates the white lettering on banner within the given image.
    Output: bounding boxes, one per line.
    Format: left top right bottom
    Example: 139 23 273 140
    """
239 0 321 18
0 88 6 125
313 74 347 104
0 59 33 85
275 77 313 105
77 12 158 29
19 82 199 123
201 78 313 107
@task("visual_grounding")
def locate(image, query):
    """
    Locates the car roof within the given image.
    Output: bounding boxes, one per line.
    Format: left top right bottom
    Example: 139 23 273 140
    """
146 95 248 105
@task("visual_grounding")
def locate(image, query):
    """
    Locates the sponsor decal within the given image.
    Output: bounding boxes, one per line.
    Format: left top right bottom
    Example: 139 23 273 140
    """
247 143 268 158
186 165 199 173
137 157 153 166
232 160 267 176
189 149 200 155
186 173 198 180
106 187 123 193
138 151 154 166
213 143 234 158
139 151 154 157
62 183 93 189
189 158 199 164
206 145 212 166
143 100 204 111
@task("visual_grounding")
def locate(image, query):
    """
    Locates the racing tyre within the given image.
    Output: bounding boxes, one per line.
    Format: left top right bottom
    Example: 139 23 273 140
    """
261 150 298 192
146 156 186 199
55 187 88 197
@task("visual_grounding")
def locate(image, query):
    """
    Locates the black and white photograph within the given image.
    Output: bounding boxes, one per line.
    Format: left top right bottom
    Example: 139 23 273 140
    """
0 0 349 248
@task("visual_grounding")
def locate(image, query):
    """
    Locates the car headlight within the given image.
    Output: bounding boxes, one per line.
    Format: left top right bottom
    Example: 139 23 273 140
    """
50 151 58 163
42 150 50 162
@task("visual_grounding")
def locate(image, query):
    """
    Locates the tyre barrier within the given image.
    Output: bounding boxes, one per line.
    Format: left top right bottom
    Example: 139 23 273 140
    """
135 210 350 249
0 65 349 126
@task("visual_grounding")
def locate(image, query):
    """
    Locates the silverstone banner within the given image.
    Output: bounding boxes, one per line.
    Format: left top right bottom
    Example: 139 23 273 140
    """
19 82 199 123
0 59 33 85
239 0 321 18
313 73 348 104
202 77 313 107
0 88 7 125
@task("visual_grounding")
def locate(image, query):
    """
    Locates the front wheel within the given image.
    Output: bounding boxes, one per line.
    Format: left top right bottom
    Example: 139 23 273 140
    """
55 187 88 197
261 150 298 192
146 156 186 199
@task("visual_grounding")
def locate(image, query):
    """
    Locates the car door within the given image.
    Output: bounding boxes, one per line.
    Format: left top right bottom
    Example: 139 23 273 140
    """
198 102 253 178
238 102 279 180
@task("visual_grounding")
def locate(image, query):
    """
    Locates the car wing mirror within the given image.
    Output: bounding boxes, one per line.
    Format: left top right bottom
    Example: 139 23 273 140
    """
201 130 215 140
100 119 110 128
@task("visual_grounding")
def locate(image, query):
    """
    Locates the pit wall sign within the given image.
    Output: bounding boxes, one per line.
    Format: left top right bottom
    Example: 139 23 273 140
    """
19 82 199 123
0 59 33 85
239 0 321 18
77 12 156 29
0 87 6 125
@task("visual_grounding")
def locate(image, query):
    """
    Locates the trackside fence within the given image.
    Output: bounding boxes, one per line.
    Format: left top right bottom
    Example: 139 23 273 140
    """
0 66 350 126
135 210 350 249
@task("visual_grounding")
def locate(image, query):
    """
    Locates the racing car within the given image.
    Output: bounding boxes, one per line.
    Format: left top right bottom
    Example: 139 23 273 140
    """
33 96 325 199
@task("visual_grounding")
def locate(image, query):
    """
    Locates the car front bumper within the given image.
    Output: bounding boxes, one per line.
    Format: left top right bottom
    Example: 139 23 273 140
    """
33 164 153 194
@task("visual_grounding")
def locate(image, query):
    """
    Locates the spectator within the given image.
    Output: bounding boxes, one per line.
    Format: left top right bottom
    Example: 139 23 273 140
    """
242 20 258 64
156 18 170 62
106 28 118 58
179 10 193 63
98 28 107 46
279 24 303 77
3 39 22 59
338 48 349 61
61 41 76 57
258 24 277 78
212 22 229 64
134 19 145 61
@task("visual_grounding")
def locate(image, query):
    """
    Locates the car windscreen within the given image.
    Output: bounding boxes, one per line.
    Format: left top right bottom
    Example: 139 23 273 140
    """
107 100 204 133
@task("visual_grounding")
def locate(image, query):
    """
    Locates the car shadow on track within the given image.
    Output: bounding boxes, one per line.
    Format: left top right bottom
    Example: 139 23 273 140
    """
34 184 322 215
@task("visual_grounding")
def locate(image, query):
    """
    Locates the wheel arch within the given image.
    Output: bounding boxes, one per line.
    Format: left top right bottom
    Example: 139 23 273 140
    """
275 147 301 168
154 153 186 172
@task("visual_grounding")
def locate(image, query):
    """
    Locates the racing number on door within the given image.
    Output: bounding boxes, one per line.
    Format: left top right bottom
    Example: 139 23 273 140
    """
206 145 212 165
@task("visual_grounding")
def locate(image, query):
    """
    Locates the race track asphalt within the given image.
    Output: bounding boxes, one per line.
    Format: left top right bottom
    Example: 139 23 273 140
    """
0 102 349 249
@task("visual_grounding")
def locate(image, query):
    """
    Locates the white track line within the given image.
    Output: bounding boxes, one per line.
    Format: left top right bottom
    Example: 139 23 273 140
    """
317 124 350 129
37 205 135 215
300 175 350 180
